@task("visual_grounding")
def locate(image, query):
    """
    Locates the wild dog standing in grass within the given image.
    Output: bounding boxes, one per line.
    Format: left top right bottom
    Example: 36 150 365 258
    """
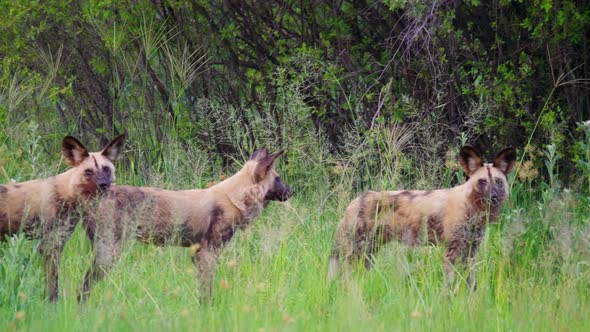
79 147 294 302
0 134 126 302
328 146 516 289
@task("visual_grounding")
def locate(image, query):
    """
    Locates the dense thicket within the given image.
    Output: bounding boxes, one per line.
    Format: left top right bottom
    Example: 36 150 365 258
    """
0 0 589 186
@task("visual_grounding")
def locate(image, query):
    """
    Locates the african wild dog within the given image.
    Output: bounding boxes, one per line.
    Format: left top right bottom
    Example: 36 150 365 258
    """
0 134 126 302
79 147 294 302
328 146 516 289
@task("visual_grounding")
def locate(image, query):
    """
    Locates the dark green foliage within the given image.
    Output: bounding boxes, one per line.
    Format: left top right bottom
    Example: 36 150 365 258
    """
0 0 589 187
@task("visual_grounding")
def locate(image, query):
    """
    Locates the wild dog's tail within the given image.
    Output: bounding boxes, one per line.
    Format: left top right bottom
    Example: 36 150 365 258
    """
327 247 340 281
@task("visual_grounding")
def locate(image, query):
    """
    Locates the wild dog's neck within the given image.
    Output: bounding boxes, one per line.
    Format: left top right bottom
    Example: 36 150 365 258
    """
209 169 265 222
50 169 79 203
54 168 88 203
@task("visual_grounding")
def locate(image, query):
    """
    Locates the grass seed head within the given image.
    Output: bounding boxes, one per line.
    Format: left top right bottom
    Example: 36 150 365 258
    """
282 313 295 324
227 259 238 268
220 279 230 289
190 243 201 255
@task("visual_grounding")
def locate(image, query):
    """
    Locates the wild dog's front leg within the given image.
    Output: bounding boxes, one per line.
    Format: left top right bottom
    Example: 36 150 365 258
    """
192 245 218 303
443 234 467 289
79 229 122 302
465 256 477 291
444 225 482 291
465 233 483 291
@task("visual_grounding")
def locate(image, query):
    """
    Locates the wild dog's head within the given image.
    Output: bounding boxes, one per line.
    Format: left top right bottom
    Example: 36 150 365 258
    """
62 134 126 197
248 147 294 203
459 146 517 212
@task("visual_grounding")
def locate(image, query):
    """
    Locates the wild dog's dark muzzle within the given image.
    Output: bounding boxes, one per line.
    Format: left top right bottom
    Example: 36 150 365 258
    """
265 177 294 202
280 185 295 201
491 191 499 201
487 187 505 205
96 172 112 192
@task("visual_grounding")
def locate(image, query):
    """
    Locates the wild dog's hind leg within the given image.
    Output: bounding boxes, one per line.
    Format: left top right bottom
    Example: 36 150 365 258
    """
329 210 393 278
39 240 65 303
444 224 483 290
363 224 394 270
192 245 218 303
328 218 375 278
328 218 355 280
464 227 484 291
443 229 467 289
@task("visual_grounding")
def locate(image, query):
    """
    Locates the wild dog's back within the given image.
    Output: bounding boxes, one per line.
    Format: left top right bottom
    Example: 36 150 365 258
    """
329 188 451 277
1 180 49 236
86 185 217 246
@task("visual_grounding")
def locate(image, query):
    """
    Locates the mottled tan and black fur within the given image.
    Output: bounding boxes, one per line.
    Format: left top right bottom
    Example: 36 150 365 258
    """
328 146 516 289
79 147 293 302
0 134 126 302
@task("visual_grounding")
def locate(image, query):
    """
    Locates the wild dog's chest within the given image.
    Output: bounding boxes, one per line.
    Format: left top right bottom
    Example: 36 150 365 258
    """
176 205 243 247
437 204 495 246
208 202 262 246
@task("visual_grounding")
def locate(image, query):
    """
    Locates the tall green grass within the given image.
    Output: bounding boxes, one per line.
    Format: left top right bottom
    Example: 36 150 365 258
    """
1 141 589 331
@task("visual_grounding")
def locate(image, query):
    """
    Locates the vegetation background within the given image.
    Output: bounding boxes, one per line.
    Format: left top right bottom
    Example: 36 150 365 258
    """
1 0 589 330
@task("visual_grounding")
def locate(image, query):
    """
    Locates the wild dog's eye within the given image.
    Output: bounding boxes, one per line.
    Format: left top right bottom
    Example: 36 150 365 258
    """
478 179 488 186
84 169 94 176
102 166 111 173
495 178 504 187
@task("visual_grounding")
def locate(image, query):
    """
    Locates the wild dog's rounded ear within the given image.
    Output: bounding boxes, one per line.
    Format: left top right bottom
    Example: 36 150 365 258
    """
101 134 127 161
249 147 269 161
62 136 90 166
253 150 284 182
458 146 483 176
493 147 517 174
